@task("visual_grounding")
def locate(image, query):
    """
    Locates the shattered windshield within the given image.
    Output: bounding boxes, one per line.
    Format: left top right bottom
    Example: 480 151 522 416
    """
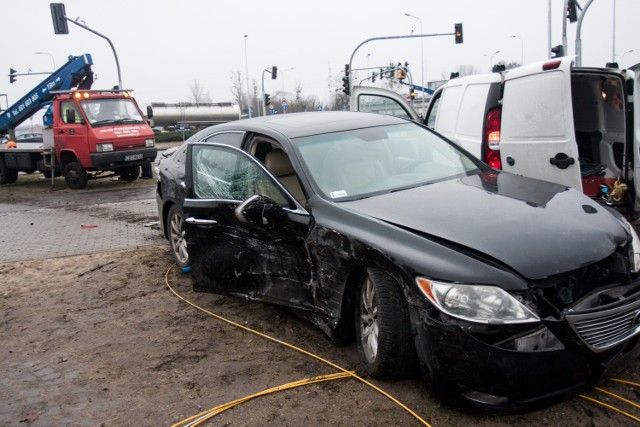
296 123 483 200
191 145 290 207
81 98 145 126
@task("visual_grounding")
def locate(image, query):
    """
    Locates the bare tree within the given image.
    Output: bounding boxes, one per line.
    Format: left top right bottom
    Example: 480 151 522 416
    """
188 80 211 103
229 70 245 111
456 64 480 76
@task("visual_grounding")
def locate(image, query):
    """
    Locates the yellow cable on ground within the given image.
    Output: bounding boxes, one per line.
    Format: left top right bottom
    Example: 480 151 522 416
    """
594 387 640 411
165 265 431 426
610 378 640 388
579 394 640 423
173 372 353 427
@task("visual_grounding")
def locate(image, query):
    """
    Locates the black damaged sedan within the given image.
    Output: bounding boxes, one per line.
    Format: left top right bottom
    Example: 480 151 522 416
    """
156 111 640 411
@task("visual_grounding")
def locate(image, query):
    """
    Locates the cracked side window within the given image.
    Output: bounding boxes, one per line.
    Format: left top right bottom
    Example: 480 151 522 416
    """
191 145 288 206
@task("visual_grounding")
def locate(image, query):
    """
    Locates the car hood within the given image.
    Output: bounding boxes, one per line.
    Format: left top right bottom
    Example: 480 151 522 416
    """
340 171 628 279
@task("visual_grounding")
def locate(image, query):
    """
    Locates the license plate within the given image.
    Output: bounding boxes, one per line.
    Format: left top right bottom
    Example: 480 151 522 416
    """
124 153 143 161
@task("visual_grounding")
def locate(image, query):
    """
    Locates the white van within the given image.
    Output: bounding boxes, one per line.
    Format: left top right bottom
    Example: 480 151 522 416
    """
352 57 640 215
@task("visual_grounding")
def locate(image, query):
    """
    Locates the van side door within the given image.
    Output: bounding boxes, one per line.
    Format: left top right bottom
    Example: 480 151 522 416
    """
500 59 582 190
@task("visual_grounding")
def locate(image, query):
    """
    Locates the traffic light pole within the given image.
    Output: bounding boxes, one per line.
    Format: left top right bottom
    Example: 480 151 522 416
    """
574 0 595 66
347 30 457 97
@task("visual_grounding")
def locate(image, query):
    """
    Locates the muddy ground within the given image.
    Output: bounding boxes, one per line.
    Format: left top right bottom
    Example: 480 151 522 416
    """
1 173 640 426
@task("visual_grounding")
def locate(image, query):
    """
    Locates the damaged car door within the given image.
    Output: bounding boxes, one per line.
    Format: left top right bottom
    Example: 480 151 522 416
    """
182 143 313 308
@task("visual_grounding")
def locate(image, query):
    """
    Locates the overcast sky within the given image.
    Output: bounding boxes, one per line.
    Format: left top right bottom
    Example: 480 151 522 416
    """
2 0 639 113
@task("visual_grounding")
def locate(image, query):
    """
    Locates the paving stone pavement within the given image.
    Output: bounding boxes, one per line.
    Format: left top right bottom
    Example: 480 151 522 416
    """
0 197 165 263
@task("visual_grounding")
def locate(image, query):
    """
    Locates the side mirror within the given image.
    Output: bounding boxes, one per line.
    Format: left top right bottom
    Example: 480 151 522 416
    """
234 195 285 228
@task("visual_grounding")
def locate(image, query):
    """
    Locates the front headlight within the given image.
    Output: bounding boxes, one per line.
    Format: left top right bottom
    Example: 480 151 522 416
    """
145 138 155 147
96 143 113 152
616 216 640 273
416 277 540 324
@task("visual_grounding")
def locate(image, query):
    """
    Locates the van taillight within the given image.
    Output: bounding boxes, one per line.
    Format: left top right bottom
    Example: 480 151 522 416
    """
484 107 502 169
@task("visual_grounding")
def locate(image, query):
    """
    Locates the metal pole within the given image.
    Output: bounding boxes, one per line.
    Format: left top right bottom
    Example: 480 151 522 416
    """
562 0 569 57
65 18 122 89
612 0 616 63
348 32 452 97
621 50 634 68
244 35 251 119
511 36 523 65
575 0 595 67
405 13 425 116
547 0 551 58
35 52 56 70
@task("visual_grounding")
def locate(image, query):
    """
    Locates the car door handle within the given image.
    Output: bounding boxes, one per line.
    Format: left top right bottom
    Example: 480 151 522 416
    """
185 217 218 225
549 153 575 170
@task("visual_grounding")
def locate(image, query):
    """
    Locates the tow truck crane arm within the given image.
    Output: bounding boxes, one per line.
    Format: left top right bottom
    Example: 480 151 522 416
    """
0 54 94 135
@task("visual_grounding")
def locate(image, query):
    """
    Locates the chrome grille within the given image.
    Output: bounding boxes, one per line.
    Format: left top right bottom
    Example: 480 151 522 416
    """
566 298 640 353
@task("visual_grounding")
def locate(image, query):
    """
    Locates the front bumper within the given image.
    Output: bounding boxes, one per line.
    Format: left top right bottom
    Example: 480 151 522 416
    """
89 147 157 170
412 297 640 411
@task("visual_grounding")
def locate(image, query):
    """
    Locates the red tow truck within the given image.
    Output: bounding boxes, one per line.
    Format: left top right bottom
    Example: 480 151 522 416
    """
0 54 156 189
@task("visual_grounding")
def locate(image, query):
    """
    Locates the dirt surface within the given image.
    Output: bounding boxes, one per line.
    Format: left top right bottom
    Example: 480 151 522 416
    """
2 173 640 426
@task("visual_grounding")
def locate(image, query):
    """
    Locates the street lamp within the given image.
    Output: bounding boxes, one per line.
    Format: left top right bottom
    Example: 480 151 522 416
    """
621 49 634 68
510 35 523 65
281 67 295 92
35 51 56 70
483 50 500 70
244 35 251 118
404 13 424 94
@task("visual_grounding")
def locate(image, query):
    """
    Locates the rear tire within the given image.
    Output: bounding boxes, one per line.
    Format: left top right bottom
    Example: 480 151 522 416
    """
355 268 418 379
0 157 18 184
119 166 140 182
63 162 88 189
167 204 189 268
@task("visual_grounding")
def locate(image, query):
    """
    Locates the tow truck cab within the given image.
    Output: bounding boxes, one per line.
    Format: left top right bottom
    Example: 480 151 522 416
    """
46 90 157 188
352 57 640 216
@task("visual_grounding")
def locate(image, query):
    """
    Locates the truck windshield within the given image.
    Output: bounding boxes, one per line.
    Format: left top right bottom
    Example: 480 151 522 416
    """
81 98 145 127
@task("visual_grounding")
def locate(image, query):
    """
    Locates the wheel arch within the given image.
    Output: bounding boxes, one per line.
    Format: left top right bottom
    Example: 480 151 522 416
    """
58 150 79 170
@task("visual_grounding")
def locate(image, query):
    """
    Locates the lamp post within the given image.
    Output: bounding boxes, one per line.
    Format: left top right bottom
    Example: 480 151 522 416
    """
35 51 56 70
483 50 500 71
244 35 251 118
510 35 523 65
621 49 634 68
404 13 424 93
281 67 295 92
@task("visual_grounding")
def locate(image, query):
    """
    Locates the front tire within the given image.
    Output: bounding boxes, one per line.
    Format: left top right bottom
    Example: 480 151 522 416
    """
355 268 418 379
63 161 88 189
167 204 189 268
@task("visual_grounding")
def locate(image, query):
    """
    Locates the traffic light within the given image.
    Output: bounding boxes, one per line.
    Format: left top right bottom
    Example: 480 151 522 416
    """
551 45 564 58
264 93 271 106
454 23 463 44
342 76 350 95
271 66 277 80
342 64 350 95
50 3 69 34
9 68 17 84
567 0 578 23
410 87 415 101
379 68 385 79
371 72 376 83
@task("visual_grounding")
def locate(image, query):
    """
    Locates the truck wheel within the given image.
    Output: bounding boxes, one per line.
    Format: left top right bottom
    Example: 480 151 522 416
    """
119 166 140 182
0 158 19 184
64 162 88 189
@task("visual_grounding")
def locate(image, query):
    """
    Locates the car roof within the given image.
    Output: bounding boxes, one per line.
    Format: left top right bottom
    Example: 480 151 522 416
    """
189 111 409 141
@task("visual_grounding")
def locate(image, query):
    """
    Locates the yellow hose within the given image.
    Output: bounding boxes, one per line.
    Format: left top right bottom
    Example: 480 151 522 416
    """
165 264 431 426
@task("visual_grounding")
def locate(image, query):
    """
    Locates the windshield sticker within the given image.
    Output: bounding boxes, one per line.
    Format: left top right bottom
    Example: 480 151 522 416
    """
330 190 348 198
